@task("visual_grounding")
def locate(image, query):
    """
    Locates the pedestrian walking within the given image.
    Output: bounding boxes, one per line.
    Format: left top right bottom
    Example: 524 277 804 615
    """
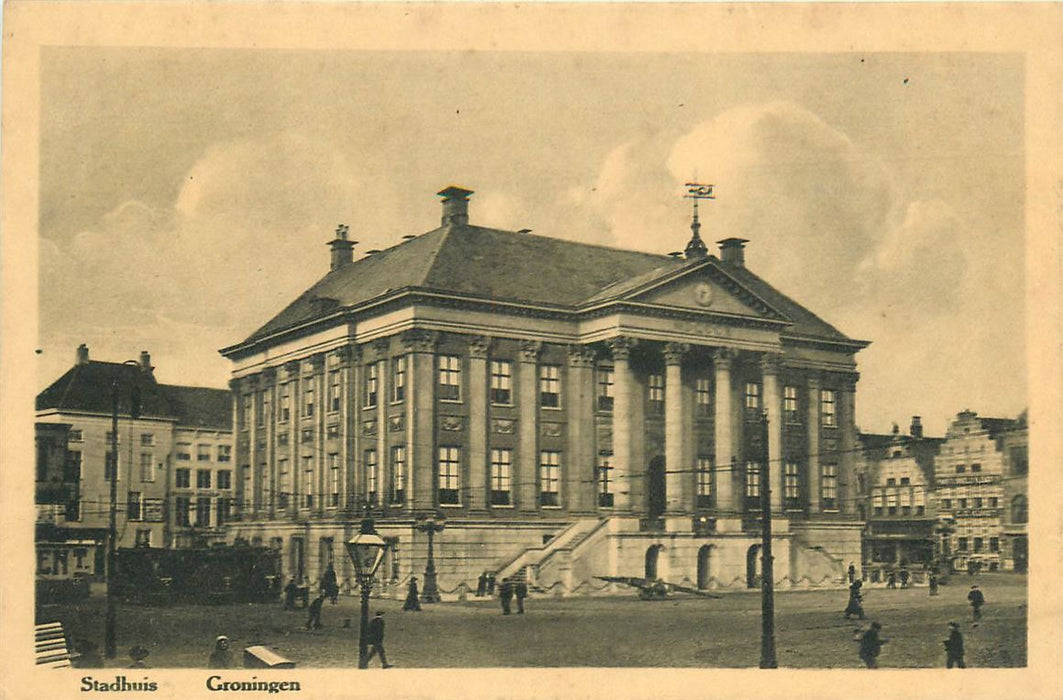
858 622 887 668
944 621 966 668
321 564 339 604
899 570 910 589
403 576 422 611
928 571 939 596
515 580 528 614
306 594 325 629
886 571 896 589
283 579 298 610
366 611 392 668
208 635 233 669
844 579 866 620
486 572 496 596
500 578 514 615
476 572 487 597
847 563 857 584
967 585 985 624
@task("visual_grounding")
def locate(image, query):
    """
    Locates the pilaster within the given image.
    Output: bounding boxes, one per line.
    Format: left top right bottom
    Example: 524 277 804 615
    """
467 335 491 511
401 329 439 510
663 342 689 514
807 373 822 513
762 353 784 514
713 348 736 514
607 337 636 512
518 340 542 512
567 344 596 513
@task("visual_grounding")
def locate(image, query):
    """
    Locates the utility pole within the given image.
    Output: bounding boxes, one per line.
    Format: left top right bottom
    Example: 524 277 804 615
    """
758 410 777 669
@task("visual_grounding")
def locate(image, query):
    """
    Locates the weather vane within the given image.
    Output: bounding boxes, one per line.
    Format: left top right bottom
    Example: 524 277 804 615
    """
682 182 715 256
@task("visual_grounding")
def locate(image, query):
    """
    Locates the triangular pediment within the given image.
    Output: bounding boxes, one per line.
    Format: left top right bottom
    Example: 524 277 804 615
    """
621 262 789 321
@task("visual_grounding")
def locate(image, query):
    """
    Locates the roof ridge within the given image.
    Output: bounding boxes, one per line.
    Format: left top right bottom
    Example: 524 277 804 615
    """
463 224 674 262
56 365 80 411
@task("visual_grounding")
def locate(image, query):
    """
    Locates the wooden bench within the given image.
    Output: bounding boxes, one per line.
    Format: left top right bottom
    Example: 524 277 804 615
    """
35 622 78 668
243 645 295 669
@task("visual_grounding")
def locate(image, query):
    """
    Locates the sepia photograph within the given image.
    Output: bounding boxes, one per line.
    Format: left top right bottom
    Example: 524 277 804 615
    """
3 3 1061 699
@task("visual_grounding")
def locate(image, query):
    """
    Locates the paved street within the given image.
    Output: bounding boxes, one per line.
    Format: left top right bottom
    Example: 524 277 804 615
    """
40 573 1025 669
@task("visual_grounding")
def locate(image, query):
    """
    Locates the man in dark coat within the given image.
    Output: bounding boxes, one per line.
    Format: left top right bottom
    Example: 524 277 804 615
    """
283 579 298 610
944 621 966 668
366 612 392 668
403 577 422 611
928 571 939 596
321 564 339 604
208 635 233 669
476 572 487 597
500 578 514 615
486 572 496 596
844 579 866 620
306 594 325 629
515 580 528 614
847 563 857 584
967 585 985 623
858 621 887 668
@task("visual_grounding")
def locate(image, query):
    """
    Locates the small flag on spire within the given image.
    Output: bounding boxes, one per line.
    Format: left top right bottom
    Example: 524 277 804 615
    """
684 182 715 199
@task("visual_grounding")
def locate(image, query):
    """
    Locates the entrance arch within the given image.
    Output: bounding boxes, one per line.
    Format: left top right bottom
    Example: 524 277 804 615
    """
647 456 666 519
645 544 663 580
746 544 762 588
697 545 714 589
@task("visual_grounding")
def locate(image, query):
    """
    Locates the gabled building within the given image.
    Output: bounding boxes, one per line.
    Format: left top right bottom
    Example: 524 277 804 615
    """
36 345 233 554
220 187 869 595
933 409 1027 572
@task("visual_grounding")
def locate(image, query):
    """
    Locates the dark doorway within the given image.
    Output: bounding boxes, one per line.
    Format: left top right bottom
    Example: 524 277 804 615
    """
647 456 666 519
1013 536 1028 573
645 545 662 580
290 536 305 582
697 545 714 589
746 544 761 588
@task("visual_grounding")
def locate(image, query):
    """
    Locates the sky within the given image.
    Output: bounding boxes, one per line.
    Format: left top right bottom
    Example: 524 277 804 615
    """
37 48 1026 436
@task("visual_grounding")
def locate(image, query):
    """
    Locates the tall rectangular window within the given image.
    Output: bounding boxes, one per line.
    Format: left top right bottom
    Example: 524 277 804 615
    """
490 448 513 506
302 459 314 508
695 377 712 417
365 449 378 505
647 374 664 415
784 461 800 504
438 446 461 505
539 451 561 507
177 442 192 461
197 469 212 489
127 491 142 521
364 362 379 408
217 469 232 490
197 444 212 462
175 468 190 488
175 496 191 527
821 463 838 508
539 365 561 408
958 537 968 552
744 382 761 412
240 394 251 430
391 446 406 504
392 355 407 402
279 383 291 422
196 497 212 527
989 537 999 552
217 497 231 525
277 459 290 508
438 355 462 402
597 367 614 411
326 453 339 507
784 386 799 422
140 453 154 482
914 488 926 515
597 454 614 507
255 391 265 427
745 461 761 502
218 444 232 462
821 389 836 427
328 370 341 413
490 360 513 405
303 377 315 417
696 457 713 508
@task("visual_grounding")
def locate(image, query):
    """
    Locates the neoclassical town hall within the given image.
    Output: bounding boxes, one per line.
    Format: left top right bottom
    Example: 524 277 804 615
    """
221 187 868 596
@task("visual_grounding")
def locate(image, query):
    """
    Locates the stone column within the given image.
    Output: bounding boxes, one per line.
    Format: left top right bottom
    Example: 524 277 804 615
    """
261 368 277 520
373 339 390 511
762 353 784 514
311 353 327 515
713 348 736 514
807 374 822 513
337 345 358 512
518 340 542 512
467 335 491 511
402 329 438 511
664 342 689 514
608 337 636 513
283 361 300 518
245 375 260 517
567 345 596 514
839 372 859 516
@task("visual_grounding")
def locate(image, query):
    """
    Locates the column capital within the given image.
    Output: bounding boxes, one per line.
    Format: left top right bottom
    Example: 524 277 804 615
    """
663 342 690 366
243 374 260 389
468 335 492 360
283 360 301 378
760 352 784 376
332 344 360 366
519 339 542 363
261 367 277 385
309 353 327 370
400 328 439 353
711 347 738 368
567 344 597 368
807 372 822 390
228 378 242 392
371 337 391 356
606 336 637 361
840 371 860 391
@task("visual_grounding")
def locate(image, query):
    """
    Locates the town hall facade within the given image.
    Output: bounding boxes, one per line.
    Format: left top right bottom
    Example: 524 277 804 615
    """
220 187 868 597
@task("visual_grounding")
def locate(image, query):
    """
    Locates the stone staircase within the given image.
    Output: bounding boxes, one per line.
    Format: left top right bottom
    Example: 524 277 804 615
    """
494 518 602 587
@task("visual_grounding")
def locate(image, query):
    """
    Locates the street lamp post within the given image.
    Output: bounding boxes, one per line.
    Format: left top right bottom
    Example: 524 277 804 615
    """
345 510 386 669
756 410 777 669
416 513 446 603
105 361 142 659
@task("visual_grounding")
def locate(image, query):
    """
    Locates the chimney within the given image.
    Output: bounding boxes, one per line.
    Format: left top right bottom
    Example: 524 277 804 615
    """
139 350 153 373
717 238 749 266
910 416 923 439
328 224 356 272
438 186 474 227
76 343 89 366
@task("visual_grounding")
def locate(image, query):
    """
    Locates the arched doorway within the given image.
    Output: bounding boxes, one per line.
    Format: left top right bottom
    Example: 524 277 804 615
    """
697 545 714 589
645 545 663 580
647 456 666 519
746 544 761 588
